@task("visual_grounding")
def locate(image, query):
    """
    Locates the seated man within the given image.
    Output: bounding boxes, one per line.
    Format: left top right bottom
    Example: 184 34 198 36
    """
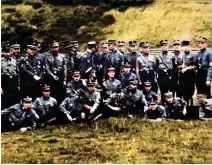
125 80 148 118
1 96 39 132
102 67 122 98
142 81 158 103
145 100 166 121
120 62 137 88
164 91 187 119
32 85 57 126
197 94 212 120
66 71 87 96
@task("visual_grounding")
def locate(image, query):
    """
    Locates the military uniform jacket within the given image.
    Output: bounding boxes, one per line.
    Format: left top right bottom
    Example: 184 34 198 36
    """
66 80 87 96
83 90 101 112
102 78 122 93
199 98 212 118
45 53 67 81
126 89 148 111
59 97 83 114
32 96 57 116
1 56 19 78
120 72 137 87
107 48 124 76
124 52 140 73
164 97 187 118
2 103 39 129
145 105 166 119
20 53 46 81
196 48 212 81
143 90 158 102
155 51 176 83
103 92 126 109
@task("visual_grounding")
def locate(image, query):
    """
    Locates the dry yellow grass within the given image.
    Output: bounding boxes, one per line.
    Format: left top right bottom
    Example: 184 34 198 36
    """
102 1 212 47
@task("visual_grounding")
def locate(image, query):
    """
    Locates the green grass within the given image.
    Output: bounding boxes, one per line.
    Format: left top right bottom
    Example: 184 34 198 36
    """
1 118 212 164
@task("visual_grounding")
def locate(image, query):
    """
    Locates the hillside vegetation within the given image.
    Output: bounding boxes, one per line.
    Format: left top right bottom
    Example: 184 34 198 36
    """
1 0 212 50
1 119 212 164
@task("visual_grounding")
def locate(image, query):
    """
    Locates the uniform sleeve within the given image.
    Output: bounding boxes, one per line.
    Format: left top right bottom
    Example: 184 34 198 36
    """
20 59 35 77
29 109 39 129
90 92 101 112
59 98 70 114
207 51 212 81
140 92 148 112
32 98 46 116
45 56 55 78
63 57 67 82
38 56 46 79
159 105 167 118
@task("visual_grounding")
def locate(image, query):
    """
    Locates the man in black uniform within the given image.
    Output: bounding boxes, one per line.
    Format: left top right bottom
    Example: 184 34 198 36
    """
107 40 124 79
117 41 126 55
197 94 212 119
124 40 139 74
1 44 20 109
172 40 183 97
66 71 87 96
20 41 45 100
155 40 176 104
179 40 196 105
196 37 212 98
45 41 67 104
136 42 158 92
79 41 98 82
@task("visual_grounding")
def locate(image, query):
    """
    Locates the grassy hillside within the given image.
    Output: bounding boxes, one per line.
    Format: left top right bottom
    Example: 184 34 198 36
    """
1 119 212 164
102 1 212 47
2 0 212 50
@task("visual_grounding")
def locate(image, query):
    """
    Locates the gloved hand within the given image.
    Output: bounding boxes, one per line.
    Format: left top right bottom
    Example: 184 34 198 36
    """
66 114 73 121
90 108 95 114
183 108 187 115
20 127 28 132
53 75 59 80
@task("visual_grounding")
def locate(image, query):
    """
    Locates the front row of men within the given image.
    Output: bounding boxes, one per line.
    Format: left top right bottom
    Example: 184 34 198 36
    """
2 68 212 132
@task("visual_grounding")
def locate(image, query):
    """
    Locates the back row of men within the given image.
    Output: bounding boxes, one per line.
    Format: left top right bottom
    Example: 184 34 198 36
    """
2 36 212 109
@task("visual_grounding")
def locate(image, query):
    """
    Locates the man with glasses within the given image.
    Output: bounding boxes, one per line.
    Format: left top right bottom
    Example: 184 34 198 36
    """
124 40 139 74
1 44 20 109
155 40 176 104
20 41 45 100
196 37 212 98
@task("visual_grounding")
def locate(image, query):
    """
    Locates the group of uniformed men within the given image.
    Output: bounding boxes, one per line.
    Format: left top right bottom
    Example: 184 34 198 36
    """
1 37 212 132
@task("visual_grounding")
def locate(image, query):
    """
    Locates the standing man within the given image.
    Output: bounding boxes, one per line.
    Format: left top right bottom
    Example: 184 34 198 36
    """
136 42 158 92
196 37 212 98
124 40 139 74
10 42 22 64
79 41 98 82
20 41 45 100
45 41 67 104
179 40 196 105
107 40 124 79
172 40 183 97
117 41 126 55
1 44 20 109
155 40 176 104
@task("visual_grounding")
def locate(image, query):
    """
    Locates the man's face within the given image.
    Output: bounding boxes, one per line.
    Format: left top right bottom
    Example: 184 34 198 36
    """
72 74 81 82
102 46 109 54
181 45 190 52
123 67 130 74
149 104 157 110
51 46 59 54
142 47 149 54
198 42 207 49
118 45 125 53
108 71 115 78
108 44 115 51
161 44 168 52
12 47 20 56
166 96 173 103
144 85 151 92
69 46 77 54
173 44 181 51
42 91 50 97
23 102 32 109
129 45 136 52
130 84 137 91
4 50 12 57
27 48 36 56
87 85 95 92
